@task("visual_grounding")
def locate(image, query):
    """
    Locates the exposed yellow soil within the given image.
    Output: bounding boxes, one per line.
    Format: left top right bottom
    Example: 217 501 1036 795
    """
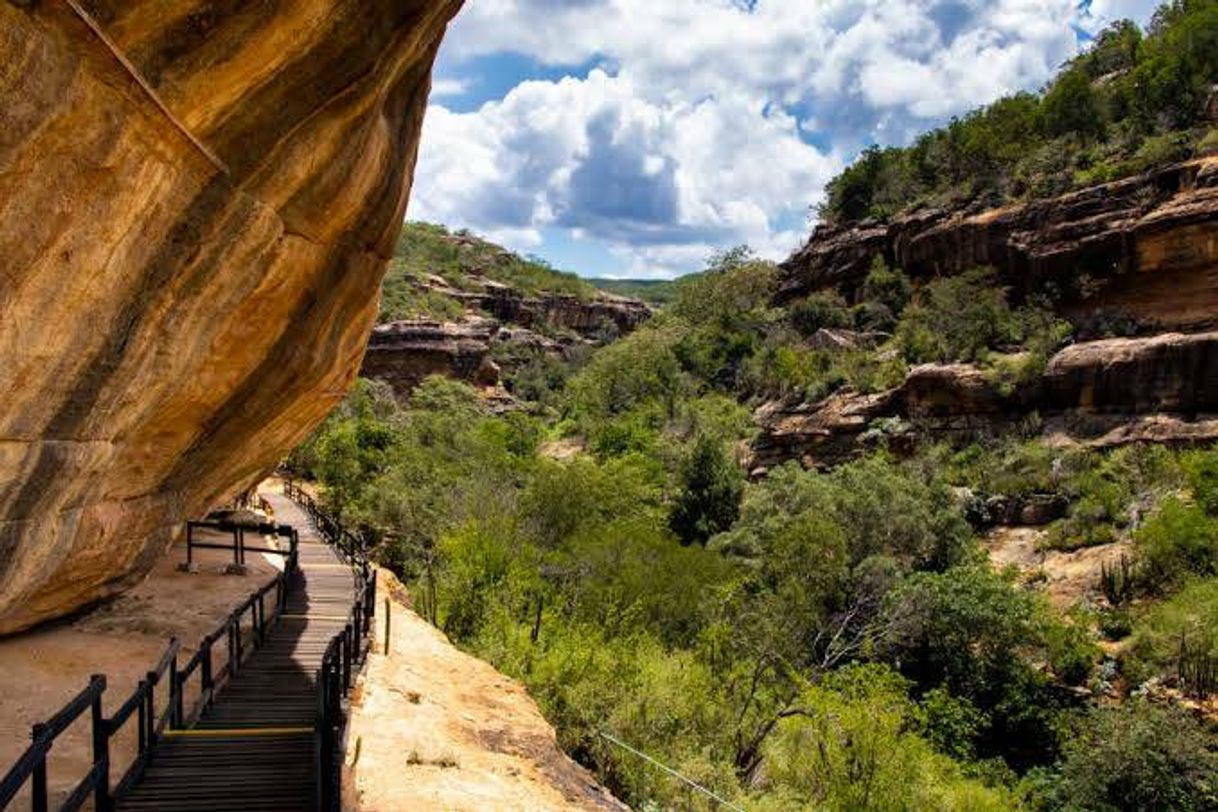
345 569 626 811
983 526 1131 606
538 438 587 462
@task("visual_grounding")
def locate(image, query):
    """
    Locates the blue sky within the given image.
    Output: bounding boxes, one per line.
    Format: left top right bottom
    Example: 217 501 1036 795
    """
409 0 1161 279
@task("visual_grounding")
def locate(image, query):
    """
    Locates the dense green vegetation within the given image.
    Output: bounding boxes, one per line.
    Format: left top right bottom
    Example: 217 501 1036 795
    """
291 242 1218 809
292 5 1218 805
821 0 1218 224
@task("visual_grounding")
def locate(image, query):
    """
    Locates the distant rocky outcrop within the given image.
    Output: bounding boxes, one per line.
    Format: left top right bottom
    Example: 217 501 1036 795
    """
781 157 1218 333
363 273 650 399
748 332 1218 473
405 271 652 337
0 1 462 633
362 318 503 396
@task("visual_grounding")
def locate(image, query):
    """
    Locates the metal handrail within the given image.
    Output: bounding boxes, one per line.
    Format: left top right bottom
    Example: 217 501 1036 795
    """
0 632 181 812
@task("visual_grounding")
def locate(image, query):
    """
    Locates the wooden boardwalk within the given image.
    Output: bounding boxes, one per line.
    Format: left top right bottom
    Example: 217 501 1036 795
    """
117 493 354 811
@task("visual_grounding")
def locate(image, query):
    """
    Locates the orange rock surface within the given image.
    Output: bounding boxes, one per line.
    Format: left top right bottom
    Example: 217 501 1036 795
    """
0 1 462 632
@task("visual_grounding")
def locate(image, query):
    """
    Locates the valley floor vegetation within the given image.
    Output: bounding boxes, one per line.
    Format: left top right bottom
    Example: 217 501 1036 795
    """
289 248 1218 810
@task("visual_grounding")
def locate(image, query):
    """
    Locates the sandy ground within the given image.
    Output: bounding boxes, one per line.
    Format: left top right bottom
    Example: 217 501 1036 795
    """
983 526 1131 606
345 569 626 812
0 515 285 807
538 439 586 462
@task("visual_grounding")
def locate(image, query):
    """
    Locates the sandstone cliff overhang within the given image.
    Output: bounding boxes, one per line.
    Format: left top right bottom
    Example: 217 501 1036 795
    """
780 157 1218 332
0 1 462 633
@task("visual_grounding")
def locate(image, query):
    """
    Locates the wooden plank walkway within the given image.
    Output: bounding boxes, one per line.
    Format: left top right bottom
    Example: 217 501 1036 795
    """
117 493 353 812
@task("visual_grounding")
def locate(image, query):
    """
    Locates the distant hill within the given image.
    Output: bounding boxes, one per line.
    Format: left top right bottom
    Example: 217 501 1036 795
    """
586 278 680 306
383 222 599 322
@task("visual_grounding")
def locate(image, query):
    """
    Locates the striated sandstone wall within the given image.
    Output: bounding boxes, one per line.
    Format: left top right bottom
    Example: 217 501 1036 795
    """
780 158 1218 332
0 0 462 633
749 332 1218 473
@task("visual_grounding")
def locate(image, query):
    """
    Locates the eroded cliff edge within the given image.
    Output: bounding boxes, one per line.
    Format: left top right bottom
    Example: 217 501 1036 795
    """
0 1 462 633
782 157 1218 332
753 157 1218 473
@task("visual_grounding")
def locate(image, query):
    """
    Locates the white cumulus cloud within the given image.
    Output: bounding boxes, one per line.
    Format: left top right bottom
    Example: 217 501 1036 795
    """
412 0 1160 277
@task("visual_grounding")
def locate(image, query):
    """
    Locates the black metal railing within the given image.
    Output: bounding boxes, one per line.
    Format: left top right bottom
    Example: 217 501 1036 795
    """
1 515 299 811
283 479 376 811
0 635 179 812
185 519 299 571
172 572 292 728
2 485 374 811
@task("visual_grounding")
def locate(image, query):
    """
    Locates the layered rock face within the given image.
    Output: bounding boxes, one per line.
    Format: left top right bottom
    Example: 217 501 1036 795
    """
0 1 462 632
781 158 1218 332
409 272 652 337
363 272 650 400
749 332 1218 473
362 319 503 396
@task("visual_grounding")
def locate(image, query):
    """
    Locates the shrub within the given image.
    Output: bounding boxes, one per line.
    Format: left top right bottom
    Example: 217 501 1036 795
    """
1133 496 1218 590
1181 448 1218 515
1126 577 1218 691
918 688 987 761
789 291 851 337
1198 128 1218 155
895 269 1022 363
764 665 1017 811
1047 702 1218 812
565 325 688 421
669 434 744 545
861 256 913 316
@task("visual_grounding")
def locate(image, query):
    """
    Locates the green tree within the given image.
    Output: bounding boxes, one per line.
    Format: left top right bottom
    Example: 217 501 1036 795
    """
669 434 744 545
1048 702 1218 812
1041 68 1107 141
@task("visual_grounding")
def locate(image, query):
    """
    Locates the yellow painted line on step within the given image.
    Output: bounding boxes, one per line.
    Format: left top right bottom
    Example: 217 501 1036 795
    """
164 727 312 738
280 614 351 621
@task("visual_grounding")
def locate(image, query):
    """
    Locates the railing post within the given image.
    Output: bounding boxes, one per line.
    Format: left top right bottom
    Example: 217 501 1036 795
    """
231 525 240 566
186 522 194 566
202 637 213 700
171 653 183 728
31 723 48 812
384 597 391 656
343 623 353 693
314 666 325 812
256 590 266 644
90 674 111 812
136 680 148 755
228 618 238 677
145 670 157 748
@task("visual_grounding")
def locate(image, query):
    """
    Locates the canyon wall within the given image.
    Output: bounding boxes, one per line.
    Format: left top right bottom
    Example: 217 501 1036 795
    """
749 332 1218 474
0 0 462 633
362 275 651 400
781 157 1218 332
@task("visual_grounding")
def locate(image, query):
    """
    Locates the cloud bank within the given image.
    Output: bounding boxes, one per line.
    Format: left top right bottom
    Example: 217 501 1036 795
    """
410 0 1157 278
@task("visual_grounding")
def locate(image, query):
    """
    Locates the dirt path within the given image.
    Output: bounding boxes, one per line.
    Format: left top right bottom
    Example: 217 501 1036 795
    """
345 569 626 811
